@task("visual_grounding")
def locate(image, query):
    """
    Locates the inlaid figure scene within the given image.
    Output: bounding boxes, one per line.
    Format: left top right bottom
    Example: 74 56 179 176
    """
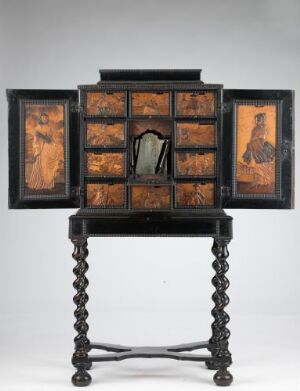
86 152 125 176
131 92 170 116
131 185 170 209
86 92 125 116
176 122 215 146
176 182 214 207
236 104 277 195
86 183 125 207
176 152 215 176
86 122 125 147
24 103 65 195
176 92 215 116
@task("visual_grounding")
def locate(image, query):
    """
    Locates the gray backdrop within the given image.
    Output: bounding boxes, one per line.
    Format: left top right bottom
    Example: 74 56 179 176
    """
0 0 299 343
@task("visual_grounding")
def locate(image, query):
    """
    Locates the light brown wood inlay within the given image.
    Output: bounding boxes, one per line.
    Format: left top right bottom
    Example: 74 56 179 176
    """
86 183 125 207
86 122 125 147
86 152 125 176
176 152 215 176
86 91 125 116
131 92 170 116
176 182 215 207
236 104 277 195
176 123 215 146
24 103 65 195
131 185 170 209
176 91 215 116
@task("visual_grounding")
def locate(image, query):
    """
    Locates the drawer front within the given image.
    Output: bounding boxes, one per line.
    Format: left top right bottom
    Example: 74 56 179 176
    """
176 122 216 147
175 152 215 177
86 121 126 147
131 185 171 209
85 182 126 208
175 182 215 208
86 152 126 177
131 92 170 116
86 91 126 116
176 91 216 116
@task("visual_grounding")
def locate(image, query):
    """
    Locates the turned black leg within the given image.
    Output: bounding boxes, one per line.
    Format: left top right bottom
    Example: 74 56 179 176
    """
206 239 233 386
71 238 92 387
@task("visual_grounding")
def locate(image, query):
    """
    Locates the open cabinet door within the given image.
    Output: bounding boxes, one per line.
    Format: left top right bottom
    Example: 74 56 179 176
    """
7 89 80 208
222 89 294 209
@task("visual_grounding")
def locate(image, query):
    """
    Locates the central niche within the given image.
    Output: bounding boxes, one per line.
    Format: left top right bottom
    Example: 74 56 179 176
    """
129 120 172 178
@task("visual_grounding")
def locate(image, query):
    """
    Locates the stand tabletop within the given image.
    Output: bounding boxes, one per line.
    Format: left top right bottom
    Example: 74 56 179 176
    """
69 209 232 240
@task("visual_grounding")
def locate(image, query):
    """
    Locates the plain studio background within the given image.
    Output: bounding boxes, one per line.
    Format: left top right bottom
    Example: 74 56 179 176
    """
0 0 299 390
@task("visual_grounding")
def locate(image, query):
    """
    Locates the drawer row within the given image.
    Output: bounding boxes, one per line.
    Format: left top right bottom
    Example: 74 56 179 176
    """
84 90 217 117
84 119 216 148
84 182 216 209
85 151 216 178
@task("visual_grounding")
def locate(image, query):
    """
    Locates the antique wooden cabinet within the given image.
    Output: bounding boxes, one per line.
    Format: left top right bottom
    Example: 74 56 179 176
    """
7 69 294 211
7 70 295 387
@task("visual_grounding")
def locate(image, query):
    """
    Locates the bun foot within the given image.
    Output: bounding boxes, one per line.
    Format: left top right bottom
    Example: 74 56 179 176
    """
205 360 219 370
72 368 92 387
213 368 233 386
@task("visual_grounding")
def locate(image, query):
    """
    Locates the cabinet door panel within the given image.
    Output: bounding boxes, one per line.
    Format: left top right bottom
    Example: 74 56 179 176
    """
222 89 294 209
7 89 80 209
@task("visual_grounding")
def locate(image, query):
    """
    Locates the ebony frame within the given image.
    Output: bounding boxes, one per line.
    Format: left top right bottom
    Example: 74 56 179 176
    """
222 89 294 209
7 89 80 209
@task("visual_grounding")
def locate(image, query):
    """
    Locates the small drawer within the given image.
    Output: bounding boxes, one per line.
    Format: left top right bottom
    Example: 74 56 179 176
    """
131 185 171 209
176 91 216 116
176 122 216 147
86 91 126 116
131 92 170 116
175 182 215 208
85 182 126 208
175 151 215 177
86 121 126 147
86 152 126 177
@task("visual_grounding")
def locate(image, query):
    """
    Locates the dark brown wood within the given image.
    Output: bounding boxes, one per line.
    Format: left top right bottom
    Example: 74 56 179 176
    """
210 239 233 386
8 71 294 210
129 119 173 137
7 70 295 389
71 238 91 387
69 210 233 387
